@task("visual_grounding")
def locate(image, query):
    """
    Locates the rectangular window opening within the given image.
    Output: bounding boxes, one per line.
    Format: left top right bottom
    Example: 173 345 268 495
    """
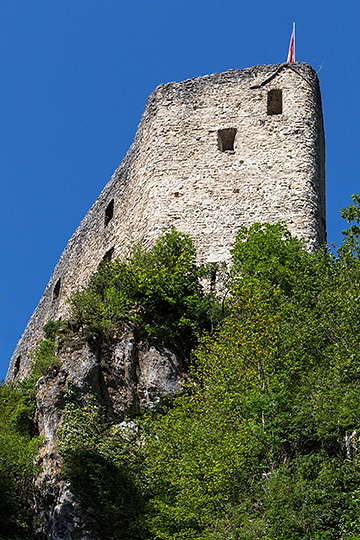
217 128 237 152
267 89 282 115
14 356 21 377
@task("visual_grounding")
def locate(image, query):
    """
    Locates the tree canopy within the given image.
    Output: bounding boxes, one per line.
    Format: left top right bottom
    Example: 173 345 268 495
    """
4 199 360 538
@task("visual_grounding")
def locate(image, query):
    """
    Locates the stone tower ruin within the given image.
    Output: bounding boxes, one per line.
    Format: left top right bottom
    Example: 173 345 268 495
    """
7 62 326 381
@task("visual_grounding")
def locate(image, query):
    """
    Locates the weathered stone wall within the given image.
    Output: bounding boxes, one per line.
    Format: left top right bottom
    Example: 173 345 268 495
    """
7 62 326 381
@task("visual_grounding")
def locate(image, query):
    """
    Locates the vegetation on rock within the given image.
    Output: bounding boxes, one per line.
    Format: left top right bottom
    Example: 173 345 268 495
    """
0 378 41 539
3 200 360 538
58 394 147 539
69 228 219 356
0 350 57 538
0 321 63 539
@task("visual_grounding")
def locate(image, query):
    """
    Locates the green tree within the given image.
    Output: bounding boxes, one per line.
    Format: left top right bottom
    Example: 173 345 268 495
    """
143 217 360 539
70 228 218 356
144 285 286 539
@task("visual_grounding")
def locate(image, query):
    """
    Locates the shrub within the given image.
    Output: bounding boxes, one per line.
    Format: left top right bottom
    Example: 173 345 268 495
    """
0 378 41 538
69 228 219 356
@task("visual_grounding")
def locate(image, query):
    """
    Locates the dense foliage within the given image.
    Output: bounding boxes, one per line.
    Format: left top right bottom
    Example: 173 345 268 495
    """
143 218 360 539
57 206 360 539
69 228 218 356
5 199 360 538
0 322 61 539
0 378 40 539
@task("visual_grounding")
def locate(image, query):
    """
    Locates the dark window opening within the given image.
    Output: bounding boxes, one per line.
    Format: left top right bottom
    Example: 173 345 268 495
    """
218 128 237 152
103 247 114 262
53 278 61 300
105 199 114 226
267 89 282 115
14 356 21 378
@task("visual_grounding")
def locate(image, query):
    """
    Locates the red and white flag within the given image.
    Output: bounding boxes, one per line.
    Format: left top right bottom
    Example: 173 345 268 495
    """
287 24 295 62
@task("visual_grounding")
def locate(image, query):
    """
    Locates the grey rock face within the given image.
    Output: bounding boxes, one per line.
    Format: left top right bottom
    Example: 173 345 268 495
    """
136 343 183 409
38 481 98 540
102 337 183 415
35 330 183 539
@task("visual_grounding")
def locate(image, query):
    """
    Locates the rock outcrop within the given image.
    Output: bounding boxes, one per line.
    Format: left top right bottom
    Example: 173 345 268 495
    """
34 327 183 539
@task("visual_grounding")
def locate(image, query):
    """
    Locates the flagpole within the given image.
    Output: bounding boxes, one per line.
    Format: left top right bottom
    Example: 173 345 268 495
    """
293 22 296 62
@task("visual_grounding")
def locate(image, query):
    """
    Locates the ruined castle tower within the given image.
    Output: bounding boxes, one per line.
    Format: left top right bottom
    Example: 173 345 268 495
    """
7 62 326 381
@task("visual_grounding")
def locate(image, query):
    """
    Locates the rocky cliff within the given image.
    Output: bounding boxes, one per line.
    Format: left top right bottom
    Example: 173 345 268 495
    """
34 326 183 539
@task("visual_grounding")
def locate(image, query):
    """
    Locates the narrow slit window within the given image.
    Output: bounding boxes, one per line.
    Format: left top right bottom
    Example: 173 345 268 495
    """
53 278 61 300
103 247 114 262
105 199 114 226
14 356 21 378
217 128 237 152
267 89 282 115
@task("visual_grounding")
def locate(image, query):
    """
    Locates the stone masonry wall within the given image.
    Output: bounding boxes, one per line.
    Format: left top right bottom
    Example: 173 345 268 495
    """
7 62 326 381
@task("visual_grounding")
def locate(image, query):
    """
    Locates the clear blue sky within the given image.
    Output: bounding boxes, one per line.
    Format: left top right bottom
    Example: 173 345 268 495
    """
1 0 359 380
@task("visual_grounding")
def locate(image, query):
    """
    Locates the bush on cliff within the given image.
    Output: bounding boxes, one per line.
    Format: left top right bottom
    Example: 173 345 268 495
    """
0 378 41 539
69 228 219 355
0 323 62 539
